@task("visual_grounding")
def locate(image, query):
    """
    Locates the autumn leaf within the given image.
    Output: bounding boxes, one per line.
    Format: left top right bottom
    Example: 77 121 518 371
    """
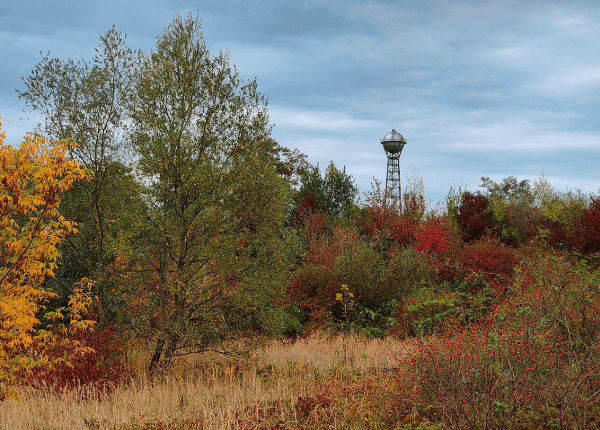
0 118 92 400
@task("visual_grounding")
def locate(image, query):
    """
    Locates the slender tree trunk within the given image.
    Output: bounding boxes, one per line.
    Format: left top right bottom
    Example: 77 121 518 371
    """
163 334 179 369
148 335 179 376
93 180 108 325
148 242 170 377
148 336 166 377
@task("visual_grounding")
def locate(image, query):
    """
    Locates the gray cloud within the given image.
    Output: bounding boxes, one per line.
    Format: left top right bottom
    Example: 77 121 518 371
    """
2 0 599 204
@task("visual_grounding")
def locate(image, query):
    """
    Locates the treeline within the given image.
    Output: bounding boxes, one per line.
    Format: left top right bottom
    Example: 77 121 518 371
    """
2 12 600 399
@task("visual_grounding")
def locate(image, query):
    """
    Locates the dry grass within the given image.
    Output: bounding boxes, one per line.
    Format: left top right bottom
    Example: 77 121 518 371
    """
0 334 410 430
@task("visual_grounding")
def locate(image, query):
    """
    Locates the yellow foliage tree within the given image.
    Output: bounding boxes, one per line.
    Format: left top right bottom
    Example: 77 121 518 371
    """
0 118 92 399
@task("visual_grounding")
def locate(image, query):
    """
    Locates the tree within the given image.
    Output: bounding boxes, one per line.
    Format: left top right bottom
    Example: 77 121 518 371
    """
17 27 136 322
291 160 357 223
479 176 539 245
403 168 427 222
127 13 292 375
0 121 92 399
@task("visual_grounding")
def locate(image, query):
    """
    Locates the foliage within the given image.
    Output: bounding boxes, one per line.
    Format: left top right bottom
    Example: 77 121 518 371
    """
29 323 128 393
288 263 338 329
332 232 386 309
384 247 432 297
272 146 310 187
290 194 326 229
398 277 493 337
42 160 144 327
499 253 600 344
18 26 136 322
532 174 589 251
287 226 352 329
291 160 357 223
456 192 494 243
390 215 418 250
396 327 600 429
477 176 542 246
0 122 92 399
403 168 427 222
126 13 292 375
459 238 519 294
357 179 417 256
581 195 600 254
392 253 600 428
10 13 600 423
335 284 354 324
414 216 452 259
479 176 532 203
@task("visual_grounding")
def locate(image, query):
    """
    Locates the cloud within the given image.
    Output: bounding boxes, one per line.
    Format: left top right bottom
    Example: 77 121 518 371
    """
3 0 600 206
269 106 381 132
447 119 600 152
543 66 600 94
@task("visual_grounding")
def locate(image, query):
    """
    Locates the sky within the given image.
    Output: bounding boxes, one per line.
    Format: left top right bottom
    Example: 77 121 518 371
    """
1 0 599 205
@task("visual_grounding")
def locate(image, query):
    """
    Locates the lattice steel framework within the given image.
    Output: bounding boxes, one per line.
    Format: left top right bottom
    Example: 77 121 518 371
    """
381 128 407 208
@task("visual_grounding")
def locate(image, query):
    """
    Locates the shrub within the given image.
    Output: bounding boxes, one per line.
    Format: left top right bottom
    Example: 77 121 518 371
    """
459 238 519 294
457 192 494 243
390 215 418 248
30 324 128 393
537 189 588 252
290 193 325 227
398 277 493 337
385 247 432 296
356 179 405 255
581 196 600 254
288 264 337 329
414 217 452 258
498 254 600 345
395 327 600 429
499 203 544 247
333 240 386 309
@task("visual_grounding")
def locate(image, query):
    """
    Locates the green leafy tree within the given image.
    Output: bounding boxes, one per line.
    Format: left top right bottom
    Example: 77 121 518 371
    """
292 160 357 221
127 13 292 375
479 176 539 245
17 27 136 322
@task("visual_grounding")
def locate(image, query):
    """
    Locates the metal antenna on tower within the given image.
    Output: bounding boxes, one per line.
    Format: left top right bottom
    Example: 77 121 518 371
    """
380 125 407 210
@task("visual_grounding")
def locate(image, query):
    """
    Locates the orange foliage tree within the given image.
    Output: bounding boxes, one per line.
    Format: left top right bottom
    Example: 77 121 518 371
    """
0 119 92 399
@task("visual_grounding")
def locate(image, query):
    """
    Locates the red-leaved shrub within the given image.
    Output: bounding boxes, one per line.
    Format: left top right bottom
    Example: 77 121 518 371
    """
459 238 519 294
288 264 338 328
457 192 494 243
390 215 417 248
290 193 325 228
395 326 600 429
414 217 451 257
30 325 128 393
581 196 600 254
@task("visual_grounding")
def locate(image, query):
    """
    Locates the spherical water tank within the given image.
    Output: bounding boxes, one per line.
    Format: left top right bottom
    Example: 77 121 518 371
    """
381 128 407 154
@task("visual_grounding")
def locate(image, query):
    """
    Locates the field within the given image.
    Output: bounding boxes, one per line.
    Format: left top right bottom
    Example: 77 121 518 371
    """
1 335 410 429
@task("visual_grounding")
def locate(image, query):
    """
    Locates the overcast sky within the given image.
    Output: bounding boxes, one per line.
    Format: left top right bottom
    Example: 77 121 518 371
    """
1 0 599 205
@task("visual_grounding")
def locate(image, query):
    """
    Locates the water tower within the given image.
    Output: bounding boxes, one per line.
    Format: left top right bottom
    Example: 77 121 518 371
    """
381 127 407 208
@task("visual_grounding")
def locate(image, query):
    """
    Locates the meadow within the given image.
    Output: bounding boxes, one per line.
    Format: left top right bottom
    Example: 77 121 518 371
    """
1 335 410 429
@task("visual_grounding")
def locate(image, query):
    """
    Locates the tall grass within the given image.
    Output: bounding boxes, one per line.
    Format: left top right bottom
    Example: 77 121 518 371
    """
0 334 409 430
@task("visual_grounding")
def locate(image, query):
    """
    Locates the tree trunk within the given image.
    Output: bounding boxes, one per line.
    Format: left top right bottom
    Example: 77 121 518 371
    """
148 242 170 377
148 336 166 377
